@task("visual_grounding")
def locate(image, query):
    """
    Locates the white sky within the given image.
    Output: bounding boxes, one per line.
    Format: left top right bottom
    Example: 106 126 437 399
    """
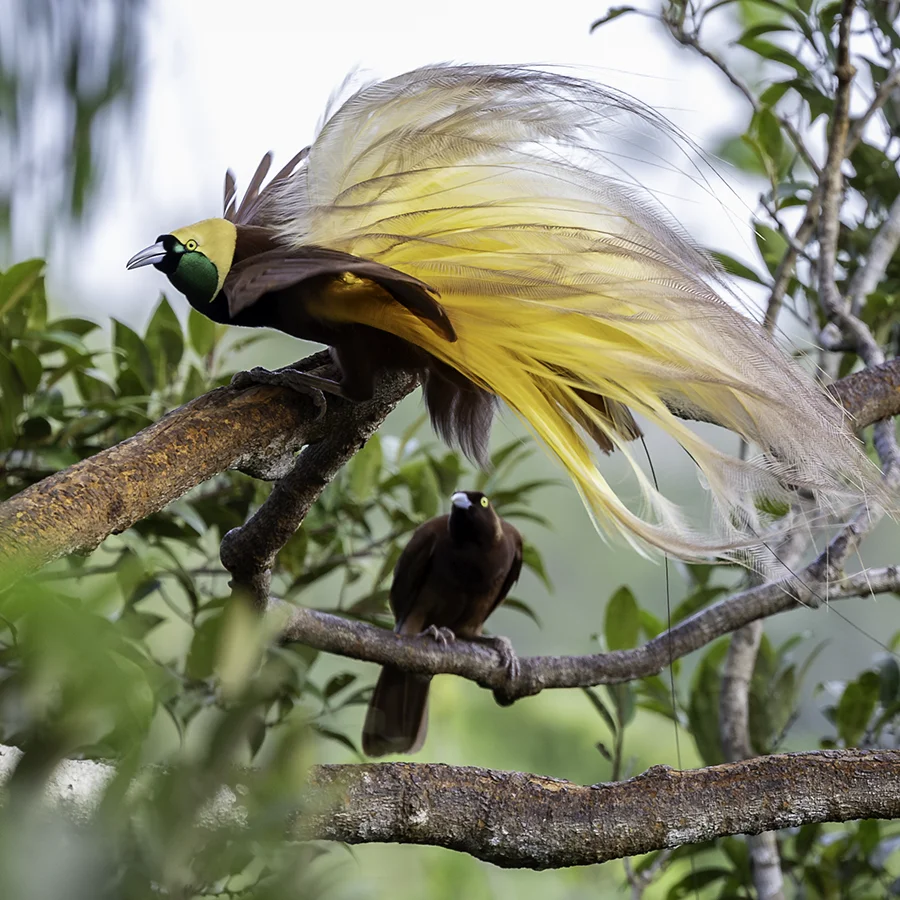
58 0 762 325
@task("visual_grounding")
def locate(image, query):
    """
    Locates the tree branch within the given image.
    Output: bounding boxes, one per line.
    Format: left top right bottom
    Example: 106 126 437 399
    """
219 369 416 609
0 356 415 584
816 0 857 330
6 742 900 870
306 751 900 867
276 565 900 700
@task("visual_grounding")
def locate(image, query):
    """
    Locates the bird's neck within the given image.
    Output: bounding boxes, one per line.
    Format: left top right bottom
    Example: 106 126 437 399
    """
448 513 498 546
185 288 233 324
187 225 283 325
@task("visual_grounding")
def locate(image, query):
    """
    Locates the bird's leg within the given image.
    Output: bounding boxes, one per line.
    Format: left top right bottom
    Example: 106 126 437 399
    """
468 634 520 682
419 625 457 646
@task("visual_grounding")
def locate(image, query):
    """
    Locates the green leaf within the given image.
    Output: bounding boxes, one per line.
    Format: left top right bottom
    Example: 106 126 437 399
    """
836 670 880 747
348 434 382 501
144 296 184 383
324 672 357 701
736 36 813 79
589 5 636 32
188 307 217 357
604 585 639 650
754 223 789 275
186 612 225 680
10 344 42 394
709 250 765 285
520 540 552 590
311 724 360 756
0 259 45 321
878 656 900 707
605 681 635 728
403 459 441 518
755 106 785 171
687 641 729 765
666 867 732 898
501 596 542 628
582 687 618 736
74 369 116 404
639 608 664 640
0 351 24 440
113 319 155 393
47 316 100 338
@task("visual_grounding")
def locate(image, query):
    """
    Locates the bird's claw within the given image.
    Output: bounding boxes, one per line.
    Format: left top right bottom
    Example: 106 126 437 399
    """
420 625 457 646
481 634 520 682
230 366 327 419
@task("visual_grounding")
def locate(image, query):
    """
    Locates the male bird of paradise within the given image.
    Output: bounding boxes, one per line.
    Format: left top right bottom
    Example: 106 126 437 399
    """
127 64 875 560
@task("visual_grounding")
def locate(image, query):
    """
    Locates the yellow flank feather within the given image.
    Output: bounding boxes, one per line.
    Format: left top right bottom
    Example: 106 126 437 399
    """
268 65 879 559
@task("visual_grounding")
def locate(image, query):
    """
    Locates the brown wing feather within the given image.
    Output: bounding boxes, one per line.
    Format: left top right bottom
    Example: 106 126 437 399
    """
224 247 456 341
223 170 237 220
234 152 273 224
225 149 310 226
484 523 523 621
389 518 443 631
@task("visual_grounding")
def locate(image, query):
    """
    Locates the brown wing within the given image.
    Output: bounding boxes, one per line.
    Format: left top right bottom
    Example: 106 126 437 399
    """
389 517 445 632
484 522 523 621
224 247 456 342
223 149 309 226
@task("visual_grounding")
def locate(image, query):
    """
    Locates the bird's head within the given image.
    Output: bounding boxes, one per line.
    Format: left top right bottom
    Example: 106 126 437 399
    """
126 218 237 305
448 490 503 544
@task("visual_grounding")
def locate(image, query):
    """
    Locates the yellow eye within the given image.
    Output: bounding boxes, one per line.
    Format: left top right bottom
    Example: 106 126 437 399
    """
480 496 489 508
185 239 198 251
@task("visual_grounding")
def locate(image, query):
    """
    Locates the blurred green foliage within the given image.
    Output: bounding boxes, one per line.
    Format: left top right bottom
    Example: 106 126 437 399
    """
0 263 558 896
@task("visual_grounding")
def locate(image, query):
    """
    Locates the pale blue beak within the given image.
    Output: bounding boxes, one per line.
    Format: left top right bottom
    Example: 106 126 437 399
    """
126 241 167 269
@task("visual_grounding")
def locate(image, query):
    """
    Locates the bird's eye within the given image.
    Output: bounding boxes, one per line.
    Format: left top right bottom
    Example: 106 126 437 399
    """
185 239 198 251
480 496 489 508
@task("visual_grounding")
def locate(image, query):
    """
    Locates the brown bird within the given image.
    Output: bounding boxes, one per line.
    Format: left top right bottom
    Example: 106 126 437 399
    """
362 490 523 757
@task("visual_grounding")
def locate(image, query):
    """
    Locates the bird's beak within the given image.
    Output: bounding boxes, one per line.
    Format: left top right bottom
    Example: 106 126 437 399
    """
451 492 472 510
126 241 167 270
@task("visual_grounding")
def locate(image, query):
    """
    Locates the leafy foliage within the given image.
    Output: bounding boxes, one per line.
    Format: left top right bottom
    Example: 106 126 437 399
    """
0 271 553 897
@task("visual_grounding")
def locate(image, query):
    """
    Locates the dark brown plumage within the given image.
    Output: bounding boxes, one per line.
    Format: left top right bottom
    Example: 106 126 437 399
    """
361 491 523 758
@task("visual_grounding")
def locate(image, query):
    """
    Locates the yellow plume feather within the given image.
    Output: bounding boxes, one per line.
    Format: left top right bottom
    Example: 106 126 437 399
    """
265 64 878 559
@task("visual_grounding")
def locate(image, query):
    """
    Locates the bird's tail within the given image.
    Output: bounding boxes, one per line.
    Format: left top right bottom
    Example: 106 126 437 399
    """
362 665 431 757
267 64 882 559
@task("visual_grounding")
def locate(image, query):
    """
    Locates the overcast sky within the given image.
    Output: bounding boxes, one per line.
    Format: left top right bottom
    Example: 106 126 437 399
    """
58 0 760 326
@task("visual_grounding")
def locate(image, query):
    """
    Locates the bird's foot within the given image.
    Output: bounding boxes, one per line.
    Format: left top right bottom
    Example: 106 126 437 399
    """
472 634 520 682
420 625 457 647
231 365 350 419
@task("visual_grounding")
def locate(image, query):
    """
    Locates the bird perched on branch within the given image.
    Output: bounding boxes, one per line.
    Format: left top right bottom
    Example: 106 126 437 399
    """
127 63 876 560
361 490 522 757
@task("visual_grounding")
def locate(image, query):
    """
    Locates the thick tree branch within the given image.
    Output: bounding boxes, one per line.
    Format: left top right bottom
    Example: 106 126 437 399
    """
828 358 900 429
276 565 900 699
306 750 900 867
0 356 415 583
6 742 900 870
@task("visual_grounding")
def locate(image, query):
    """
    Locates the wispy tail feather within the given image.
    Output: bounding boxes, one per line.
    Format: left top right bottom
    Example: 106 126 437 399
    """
265 64 883 558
